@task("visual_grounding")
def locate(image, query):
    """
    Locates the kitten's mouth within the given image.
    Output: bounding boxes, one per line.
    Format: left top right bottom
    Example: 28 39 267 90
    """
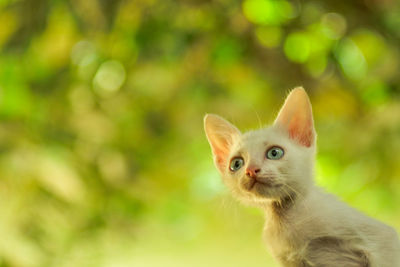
248 179 260 190
245 177 275 191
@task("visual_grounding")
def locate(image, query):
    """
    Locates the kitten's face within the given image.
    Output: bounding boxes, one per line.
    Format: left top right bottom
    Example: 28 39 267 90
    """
221 127 314 203
204 87 316 204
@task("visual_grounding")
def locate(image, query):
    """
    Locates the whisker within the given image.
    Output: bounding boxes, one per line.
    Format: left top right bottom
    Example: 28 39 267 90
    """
281 186 294 204
251 106 263 129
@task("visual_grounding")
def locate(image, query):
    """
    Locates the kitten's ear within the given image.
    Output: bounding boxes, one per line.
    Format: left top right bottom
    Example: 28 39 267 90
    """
274 87 315 147
204 114 241 173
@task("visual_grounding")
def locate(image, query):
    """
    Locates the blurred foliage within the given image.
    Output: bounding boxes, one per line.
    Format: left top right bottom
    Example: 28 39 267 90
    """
0 0 400 266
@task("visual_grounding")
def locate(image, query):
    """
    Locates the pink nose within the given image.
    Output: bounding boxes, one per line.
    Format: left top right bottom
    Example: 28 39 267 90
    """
246 166 260 178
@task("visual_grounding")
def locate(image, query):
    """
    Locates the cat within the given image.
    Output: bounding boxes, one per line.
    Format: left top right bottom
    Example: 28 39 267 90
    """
204 87 400 267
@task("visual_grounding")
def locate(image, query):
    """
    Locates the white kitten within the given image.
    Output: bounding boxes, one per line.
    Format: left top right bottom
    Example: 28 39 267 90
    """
204 87 400 267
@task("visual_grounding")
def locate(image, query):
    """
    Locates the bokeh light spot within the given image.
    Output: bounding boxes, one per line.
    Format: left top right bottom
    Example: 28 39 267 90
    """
321 13 347 40
93 60 126 97
242 0 294 25
335 39 367 80
71 40 96 66
352 30 385 67
284 32 310 63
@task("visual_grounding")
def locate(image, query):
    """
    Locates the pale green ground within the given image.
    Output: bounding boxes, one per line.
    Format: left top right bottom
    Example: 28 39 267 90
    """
129 236 276 267
119 190 399 267
51 185 399 267
66 197 278 267
122 161 400 267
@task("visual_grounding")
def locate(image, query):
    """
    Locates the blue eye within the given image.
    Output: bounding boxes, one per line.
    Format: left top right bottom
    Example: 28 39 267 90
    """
266 147 284 160
229 157 244 172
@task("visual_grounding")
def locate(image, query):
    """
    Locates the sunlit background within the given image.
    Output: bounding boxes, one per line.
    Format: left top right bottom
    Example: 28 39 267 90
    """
1 0 400 266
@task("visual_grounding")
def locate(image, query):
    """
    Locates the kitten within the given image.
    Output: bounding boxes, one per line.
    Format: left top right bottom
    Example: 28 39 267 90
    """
204 87 400 267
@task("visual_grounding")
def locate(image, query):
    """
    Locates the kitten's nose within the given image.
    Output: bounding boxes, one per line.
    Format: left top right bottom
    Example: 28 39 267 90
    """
246 166 260 178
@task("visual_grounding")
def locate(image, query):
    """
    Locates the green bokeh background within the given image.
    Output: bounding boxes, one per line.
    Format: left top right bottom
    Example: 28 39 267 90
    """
1 0 400 266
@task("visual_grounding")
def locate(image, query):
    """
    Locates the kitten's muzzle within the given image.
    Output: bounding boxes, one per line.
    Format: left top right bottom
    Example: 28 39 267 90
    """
245 166 261 178
242 173 276 191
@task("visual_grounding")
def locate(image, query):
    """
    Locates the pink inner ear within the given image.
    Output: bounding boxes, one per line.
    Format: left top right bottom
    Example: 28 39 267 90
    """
275 88 315 147
209 136 232 172
215 154 227 171
204 114 241 172
288 119 313 147
213 145 228 169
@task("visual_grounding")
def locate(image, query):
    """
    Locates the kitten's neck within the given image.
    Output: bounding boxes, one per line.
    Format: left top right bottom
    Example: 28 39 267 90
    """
271 193 297 217
262 185 311 221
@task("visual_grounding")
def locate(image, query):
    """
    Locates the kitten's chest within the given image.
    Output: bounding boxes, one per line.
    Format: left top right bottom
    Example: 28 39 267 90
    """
263 222 291 256
262 217 306 265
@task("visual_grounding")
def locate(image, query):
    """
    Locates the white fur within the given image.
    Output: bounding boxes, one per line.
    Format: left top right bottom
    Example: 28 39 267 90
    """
204 88 400 267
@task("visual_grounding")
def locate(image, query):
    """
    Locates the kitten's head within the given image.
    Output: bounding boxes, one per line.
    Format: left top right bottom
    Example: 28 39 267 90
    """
204 87 316 205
